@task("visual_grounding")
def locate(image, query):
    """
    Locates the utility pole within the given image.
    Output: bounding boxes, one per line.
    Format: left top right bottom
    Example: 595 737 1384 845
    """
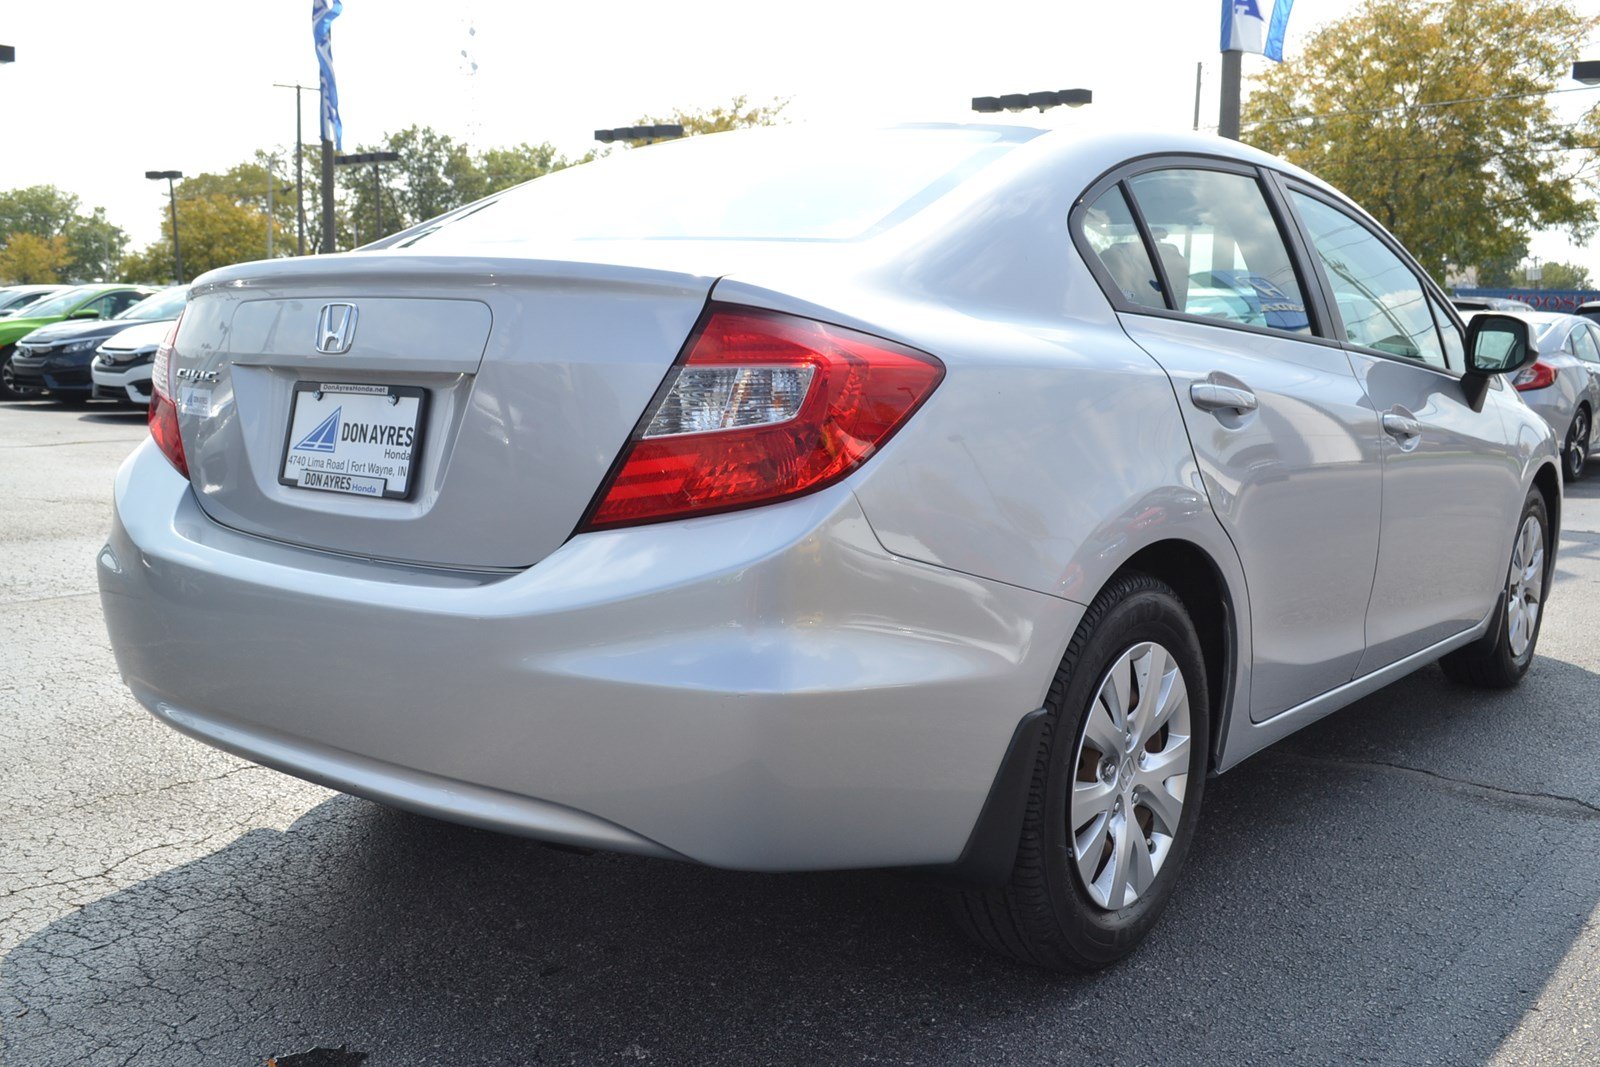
273 83 312 255
1193 62 1204 131
267 155 276 258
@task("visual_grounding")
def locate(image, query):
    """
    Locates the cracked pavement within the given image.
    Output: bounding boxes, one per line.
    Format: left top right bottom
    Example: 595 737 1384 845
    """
2 399 1598 1065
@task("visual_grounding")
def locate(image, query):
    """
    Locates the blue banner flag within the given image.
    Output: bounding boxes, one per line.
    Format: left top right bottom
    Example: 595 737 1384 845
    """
1223 0 1294 61
1265 0 1295 61
313 0 343 149
1221 0 1267 54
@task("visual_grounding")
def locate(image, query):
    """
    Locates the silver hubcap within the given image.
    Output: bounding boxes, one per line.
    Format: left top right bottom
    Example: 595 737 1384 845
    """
1506 514 1545 659
1069 641 1192 911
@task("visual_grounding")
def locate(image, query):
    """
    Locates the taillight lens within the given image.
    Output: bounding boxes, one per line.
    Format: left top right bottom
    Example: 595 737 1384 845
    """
1513 360 1557 392
583 307 944 530
148 313 188 477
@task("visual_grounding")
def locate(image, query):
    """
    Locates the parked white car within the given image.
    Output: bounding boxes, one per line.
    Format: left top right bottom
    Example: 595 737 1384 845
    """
92 318 173 405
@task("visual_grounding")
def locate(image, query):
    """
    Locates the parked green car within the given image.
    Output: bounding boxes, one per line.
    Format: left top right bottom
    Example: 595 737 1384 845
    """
0 283 154 400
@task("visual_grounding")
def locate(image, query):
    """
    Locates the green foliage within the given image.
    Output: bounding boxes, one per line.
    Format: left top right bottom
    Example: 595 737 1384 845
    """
633 95 788 138
0 233 72 283
1513 260 1593 289
0 184 129 282
1242 0 1600 280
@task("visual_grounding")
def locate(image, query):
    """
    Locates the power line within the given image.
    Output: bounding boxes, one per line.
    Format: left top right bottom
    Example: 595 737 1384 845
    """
1243 82 1600 130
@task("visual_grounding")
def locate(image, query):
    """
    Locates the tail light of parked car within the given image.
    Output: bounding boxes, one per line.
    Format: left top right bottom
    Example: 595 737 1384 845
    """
148 313 188 477
1513 360 1558 392
582 307 944 530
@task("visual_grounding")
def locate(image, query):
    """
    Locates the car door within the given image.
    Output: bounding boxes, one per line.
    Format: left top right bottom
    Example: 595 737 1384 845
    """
1281 186 1522 673
1078 162 1383 722
1571 322 1600 456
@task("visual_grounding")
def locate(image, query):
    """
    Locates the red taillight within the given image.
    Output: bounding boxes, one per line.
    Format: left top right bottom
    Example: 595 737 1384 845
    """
582 307 944 530
148 314 188 477
1513 360 1558 392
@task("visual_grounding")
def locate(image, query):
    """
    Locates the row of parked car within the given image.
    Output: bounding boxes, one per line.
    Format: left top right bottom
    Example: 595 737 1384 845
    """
1451 297 1600 481
0 283 182 405
2 280 1597 489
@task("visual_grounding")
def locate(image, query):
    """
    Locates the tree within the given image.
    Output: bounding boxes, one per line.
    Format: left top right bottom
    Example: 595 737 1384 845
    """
1518 260 1593 289
0 233 73 283
66 207 129 281
0 185 81 242
633 95 788 138
121 192 271 282
0 185 128 281
1242 0 1600 280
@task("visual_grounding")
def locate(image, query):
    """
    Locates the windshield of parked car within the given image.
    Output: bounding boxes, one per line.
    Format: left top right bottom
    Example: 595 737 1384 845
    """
407 125 1035 246
14 286 94 320
118 287 185 321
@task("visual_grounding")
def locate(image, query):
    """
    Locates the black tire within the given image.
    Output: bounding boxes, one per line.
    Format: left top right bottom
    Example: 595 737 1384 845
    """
951 572 1210 972
1440 486 1550 689
0 347 45 402
1564 407 1590 482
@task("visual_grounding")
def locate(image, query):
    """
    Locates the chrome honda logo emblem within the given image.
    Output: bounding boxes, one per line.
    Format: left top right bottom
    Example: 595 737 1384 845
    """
315 302 358 354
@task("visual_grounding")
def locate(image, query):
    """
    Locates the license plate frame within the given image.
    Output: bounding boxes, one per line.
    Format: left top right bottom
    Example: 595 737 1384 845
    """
277 381 429 501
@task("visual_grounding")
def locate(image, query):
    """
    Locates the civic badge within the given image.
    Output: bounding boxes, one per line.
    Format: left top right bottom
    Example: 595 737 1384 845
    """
315 302 358 354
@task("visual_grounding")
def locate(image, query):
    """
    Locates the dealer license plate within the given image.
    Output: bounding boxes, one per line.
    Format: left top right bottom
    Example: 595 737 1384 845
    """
278 382 427 500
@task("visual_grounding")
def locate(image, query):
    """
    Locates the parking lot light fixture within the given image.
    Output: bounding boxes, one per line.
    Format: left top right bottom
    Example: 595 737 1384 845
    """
595 125 685 145
972 89 1092 114
144 170 184 284
335 150 401 239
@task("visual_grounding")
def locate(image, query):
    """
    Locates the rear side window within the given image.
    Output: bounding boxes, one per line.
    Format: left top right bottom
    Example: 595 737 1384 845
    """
1081 186 1165 310
1123 168 1312 335
1292 193 1447 370
1574 324 1600 364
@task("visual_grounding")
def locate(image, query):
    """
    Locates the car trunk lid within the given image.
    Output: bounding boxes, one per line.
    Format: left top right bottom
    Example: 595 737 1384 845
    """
175 254 713 569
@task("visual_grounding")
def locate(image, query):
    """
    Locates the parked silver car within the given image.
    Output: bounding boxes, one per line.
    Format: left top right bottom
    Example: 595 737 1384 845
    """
99 125 1560 972
1470 309 1600 480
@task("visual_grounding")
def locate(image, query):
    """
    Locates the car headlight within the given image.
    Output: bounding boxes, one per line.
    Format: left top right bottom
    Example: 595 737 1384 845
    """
63 339 101 353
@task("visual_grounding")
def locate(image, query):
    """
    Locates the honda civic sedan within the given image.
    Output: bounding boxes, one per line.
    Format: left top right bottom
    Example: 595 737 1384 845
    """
99 125 1559 972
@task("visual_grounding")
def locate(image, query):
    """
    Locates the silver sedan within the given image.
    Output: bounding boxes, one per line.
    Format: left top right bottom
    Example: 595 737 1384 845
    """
100 125 1560 972
1468 308 1600 480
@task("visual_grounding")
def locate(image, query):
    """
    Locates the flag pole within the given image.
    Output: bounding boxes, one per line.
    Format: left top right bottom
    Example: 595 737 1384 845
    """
1219 49 1242 140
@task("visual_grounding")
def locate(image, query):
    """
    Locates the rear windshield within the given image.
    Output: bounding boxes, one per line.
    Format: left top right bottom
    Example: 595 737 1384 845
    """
407 125 1033 246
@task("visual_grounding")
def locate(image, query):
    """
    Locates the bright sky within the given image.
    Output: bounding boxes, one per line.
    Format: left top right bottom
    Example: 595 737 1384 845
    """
3 1 1599 278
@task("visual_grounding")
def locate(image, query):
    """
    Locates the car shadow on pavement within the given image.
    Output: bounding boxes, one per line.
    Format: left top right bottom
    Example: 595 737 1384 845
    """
4 659 1599 1066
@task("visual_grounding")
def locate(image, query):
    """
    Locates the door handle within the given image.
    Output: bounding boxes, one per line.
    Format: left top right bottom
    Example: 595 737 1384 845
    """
1190 381 1259 414
1381 411 1422 439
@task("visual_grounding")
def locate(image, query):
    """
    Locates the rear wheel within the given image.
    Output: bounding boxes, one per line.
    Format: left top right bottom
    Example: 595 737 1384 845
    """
951 573 1210 972
0 348 44 401
1564 407 1589 482
1440 487 1549 689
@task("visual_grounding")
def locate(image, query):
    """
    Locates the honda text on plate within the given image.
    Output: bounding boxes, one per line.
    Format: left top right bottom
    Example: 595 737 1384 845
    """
100 125 1559 972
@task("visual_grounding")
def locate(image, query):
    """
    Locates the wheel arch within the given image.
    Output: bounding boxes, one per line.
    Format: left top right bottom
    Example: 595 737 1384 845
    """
1109 538 1238 774
1532 459 1561 564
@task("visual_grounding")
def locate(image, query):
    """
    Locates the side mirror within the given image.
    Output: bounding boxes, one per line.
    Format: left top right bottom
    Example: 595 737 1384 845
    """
69 308 102 320
1464 314 1534 375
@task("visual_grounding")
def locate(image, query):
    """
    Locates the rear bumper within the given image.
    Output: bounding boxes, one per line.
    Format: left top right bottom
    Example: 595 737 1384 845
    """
100 441 1080 871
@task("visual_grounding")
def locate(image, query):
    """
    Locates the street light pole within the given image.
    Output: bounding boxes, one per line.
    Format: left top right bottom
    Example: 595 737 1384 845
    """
145 170 184 283
335 151 400 243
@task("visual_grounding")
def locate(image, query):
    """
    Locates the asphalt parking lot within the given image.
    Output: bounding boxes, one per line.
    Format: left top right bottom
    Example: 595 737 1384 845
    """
2 399 1598 1066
